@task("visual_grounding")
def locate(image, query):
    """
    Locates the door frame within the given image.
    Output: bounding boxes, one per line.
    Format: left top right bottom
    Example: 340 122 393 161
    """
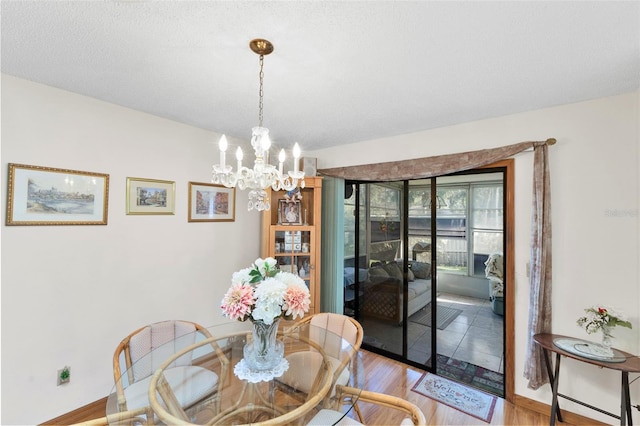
481 158 514 403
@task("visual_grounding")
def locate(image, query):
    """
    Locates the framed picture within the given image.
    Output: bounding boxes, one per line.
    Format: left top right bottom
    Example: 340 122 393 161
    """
126 177 175 215
279 200 302 225
6 163 109 226
188 182 235 222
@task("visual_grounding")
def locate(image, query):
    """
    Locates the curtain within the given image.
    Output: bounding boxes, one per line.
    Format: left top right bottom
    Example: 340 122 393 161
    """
523 143 553 389
320 176 345 313
319 138 554 388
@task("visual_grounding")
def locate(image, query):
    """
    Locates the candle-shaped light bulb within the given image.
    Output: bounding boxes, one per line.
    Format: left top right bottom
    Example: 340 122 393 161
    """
278 149 286 175
236 146 243 170
219 135 228 168
261 133 271 151
293 142 301 173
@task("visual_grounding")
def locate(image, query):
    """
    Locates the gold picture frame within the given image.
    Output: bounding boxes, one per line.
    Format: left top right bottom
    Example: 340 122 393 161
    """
6 163 109 226
126 177 175 215
188 182 236 222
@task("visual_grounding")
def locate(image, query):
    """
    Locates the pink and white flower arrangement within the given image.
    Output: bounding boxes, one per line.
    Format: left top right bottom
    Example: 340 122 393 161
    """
220 257 310 325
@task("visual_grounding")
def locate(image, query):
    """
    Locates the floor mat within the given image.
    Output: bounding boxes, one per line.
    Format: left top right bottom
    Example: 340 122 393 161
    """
433 353 504 397
412 371 497 423
409 305 462 329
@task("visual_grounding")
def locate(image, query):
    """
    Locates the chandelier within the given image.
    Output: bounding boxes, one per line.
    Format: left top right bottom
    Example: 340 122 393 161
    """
212 39 305 211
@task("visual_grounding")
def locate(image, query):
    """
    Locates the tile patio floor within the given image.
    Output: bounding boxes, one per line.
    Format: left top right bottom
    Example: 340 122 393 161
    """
361 292 505 374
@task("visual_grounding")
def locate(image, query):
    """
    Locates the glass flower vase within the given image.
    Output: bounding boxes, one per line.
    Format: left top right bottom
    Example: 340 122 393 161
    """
243 318 284 371
600 325 613 351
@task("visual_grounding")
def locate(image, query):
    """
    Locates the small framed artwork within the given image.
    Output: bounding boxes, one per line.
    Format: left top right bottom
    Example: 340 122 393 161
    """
6 163 109 226
188 182 235 222
126 177 175 215
279 200 302 225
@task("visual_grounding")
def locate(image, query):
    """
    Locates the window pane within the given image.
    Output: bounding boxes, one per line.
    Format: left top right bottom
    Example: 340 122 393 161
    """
473 231 503 255
344 205 356 258
437 187 468 273
437 237 468 273
473 231 503 276
370 184 400 219
408 182 503 277
344 183 368 262
472 185 503 229
370 184 401 243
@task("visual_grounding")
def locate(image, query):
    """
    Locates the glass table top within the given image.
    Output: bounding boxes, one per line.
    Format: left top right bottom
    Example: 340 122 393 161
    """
106 320 362 425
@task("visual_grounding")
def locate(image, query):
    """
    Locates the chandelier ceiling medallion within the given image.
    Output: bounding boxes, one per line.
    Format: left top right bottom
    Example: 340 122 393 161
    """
212 39 305 212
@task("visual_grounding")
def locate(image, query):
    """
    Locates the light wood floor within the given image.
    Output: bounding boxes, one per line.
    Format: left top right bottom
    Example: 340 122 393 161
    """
49 349 599 426
353 349 582 426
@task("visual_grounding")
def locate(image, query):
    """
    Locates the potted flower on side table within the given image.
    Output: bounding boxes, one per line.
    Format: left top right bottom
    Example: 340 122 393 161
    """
577 305 632 357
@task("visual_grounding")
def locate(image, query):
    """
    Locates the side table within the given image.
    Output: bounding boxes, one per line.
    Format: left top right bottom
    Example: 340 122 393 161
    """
534 333 640 426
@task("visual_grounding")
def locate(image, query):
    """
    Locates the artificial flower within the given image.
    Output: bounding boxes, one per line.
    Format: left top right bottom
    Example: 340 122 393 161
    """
220 257 310 324
576 305 632 334
220 283 255 321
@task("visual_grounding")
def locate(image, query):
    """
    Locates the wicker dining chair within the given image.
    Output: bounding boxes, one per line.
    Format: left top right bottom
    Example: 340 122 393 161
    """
275 313 363 403
70 406 152 426
307 385 427 426
112 320 229 417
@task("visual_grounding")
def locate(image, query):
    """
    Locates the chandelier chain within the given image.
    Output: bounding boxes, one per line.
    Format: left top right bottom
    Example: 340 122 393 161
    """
258 54 264 128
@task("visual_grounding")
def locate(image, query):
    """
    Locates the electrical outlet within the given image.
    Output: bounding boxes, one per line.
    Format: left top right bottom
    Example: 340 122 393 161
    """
57 366 71 385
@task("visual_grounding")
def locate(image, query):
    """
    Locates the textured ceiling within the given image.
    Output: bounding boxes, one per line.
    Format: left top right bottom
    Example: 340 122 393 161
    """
2 1 639 151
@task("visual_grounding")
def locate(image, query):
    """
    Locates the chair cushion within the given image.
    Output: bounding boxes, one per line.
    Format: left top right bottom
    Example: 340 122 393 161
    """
129 321 197 381
309 314 359 357
407 268 415 281
367 266 390 284
382 262 403 281
279 352 349 396
407 280 429 299
307 409 363 425
410 261 431 279
123 365 218 411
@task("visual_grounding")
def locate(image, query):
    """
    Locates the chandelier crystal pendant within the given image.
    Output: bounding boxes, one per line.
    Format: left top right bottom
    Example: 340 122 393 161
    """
212 39 305 211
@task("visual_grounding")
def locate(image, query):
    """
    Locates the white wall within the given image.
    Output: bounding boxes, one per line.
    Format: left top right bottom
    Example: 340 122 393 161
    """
309 92 640 424
1 75 261 424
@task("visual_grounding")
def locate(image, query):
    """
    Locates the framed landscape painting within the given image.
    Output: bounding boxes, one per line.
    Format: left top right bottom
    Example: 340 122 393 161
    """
188 182 235 222
126 177 175 215
6 163 109 225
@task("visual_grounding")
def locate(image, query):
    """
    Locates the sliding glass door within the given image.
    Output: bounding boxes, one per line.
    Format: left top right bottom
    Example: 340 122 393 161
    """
343 169 506 397
344 181 412 358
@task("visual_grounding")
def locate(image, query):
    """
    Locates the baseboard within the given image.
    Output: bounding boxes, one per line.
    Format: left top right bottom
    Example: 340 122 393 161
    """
514 394 609 426
40 397 107 425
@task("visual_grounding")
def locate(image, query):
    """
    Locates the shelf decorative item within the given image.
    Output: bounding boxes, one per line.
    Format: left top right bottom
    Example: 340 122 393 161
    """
577 305 632 355
221 257 310 379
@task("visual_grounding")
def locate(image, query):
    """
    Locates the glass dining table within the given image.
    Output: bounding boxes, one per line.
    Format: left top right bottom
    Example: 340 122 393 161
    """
105 320 362 425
